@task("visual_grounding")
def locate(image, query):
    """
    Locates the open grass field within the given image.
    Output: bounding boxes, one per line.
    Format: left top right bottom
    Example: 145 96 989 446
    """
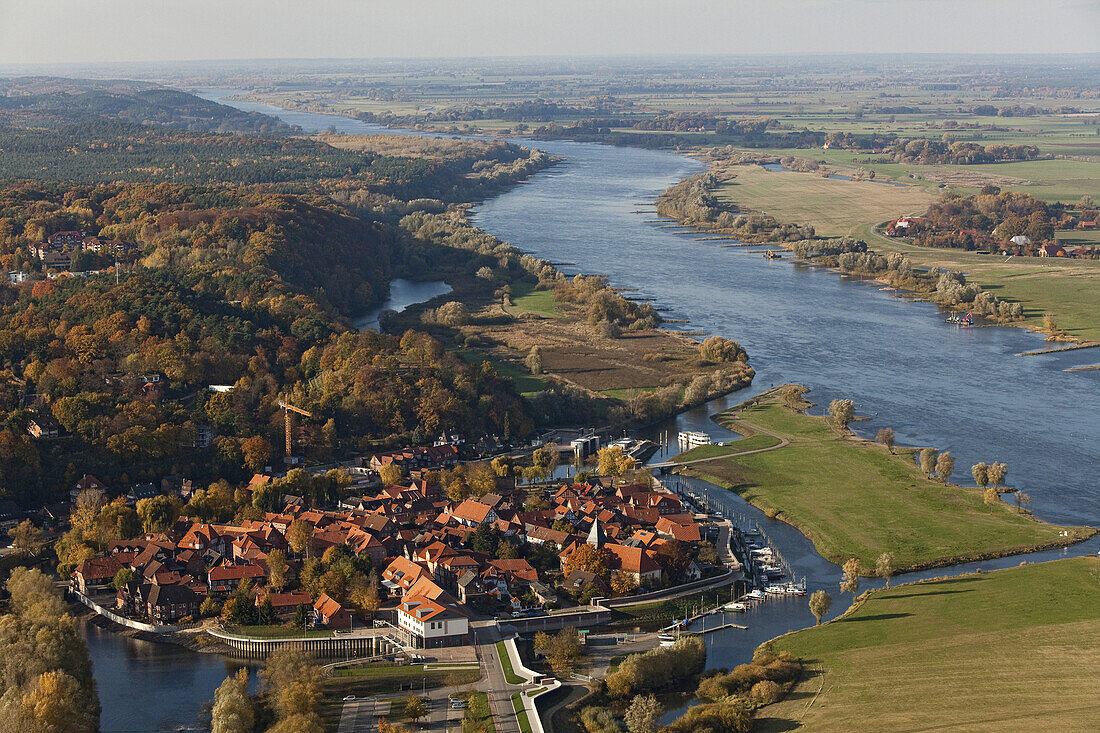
853 221 1100 342
504 281 564 319
715 165 934 237
683 390 1094 570
758 557 1100 732
675 433 781 460
752 140 1100 203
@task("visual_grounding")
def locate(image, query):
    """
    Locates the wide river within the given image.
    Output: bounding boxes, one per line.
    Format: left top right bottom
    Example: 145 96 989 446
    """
87 91 1097 731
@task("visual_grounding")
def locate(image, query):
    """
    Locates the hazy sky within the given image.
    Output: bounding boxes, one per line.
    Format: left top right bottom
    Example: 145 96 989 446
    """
2 0 1097 65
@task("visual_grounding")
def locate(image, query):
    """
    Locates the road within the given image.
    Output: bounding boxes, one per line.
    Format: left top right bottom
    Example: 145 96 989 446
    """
474 625 522 733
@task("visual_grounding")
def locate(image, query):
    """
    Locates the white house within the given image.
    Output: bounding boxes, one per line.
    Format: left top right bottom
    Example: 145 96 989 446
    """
397 595 470 648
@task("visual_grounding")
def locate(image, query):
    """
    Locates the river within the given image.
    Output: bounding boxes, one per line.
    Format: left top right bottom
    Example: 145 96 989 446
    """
85 89 1095 729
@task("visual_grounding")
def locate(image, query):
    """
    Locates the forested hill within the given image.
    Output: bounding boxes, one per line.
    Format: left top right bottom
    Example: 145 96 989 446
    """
0 120 553 198
0 77 292 133
0 182 532 504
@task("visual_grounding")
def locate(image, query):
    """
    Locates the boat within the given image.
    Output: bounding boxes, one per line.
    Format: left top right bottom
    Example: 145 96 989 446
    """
743 590 766 601
946 311 974 327
763 249 781 260
764 584 788 595
677 430 712 450
784 584 807 596
657 633 676 646
723 602 749 612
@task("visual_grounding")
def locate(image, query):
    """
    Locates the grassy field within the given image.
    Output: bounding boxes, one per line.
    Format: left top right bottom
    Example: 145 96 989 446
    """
223 624 332 639
505 281 564 319
853 221 1100 341
758 557 1100 732
675 433 782 460
715 165 934 237
708 162 1100 340
683 390 1094 570
455 348 548 395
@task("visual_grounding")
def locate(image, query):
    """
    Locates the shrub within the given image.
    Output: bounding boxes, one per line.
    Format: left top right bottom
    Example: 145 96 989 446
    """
750 679 782 704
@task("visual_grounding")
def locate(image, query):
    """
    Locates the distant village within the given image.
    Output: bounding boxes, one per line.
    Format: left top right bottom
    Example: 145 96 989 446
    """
7 228 138 284
55 434 719 650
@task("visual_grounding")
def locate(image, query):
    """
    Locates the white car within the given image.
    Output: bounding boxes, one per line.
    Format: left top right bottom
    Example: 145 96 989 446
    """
343 695 356 701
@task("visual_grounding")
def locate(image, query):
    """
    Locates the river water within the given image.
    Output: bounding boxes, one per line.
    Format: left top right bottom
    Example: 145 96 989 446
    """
89 90 1096 729
352 277 453 331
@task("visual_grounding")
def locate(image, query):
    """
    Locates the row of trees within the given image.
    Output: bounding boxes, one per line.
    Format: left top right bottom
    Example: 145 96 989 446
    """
210 648 323 733
0 568 100 732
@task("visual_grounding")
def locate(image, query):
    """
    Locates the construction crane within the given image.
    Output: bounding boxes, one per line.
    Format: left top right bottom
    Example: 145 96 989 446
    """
276 400 312 458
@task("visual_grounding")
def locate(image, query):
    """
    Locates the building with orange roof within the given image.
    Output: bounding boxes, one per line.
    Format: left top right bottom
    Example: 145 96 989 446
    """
397 594 469 648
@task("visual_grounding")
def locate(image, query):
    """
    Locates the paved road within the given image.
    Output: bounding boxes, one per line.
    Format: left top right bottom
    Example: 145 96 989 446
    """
474 626 522 733
337 698 387 733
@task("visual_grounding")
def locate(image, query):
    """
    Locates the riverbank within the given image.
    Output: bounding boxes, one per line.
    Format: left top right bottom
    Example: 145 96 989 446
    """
654 153 1100 344
756 556 1100 732
678 386 1096 573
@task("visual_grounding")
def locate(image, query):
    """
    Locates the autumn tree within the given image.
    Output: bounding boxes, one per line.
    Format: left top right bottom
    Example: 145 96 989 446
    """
286 520 313 557
779 386 803 411
875 427 895 453
698 336 747 363
525 346 543 375
935 451 955 483
405 695 429 723
611 570 638 597
260 649 322 722
266 548 288 592
378 463 403 487
136 494 179 533
983 487 1000 506
9 519 45 557
809 590 832 625
987 461 1007 490
564 544 610 578
918 447 939 477
828 399 854 429
242 435 273 472
18 670 98 733
70 488 105 536
596 445 635 478
971 462 989 488
624 694 663 733
876 552 896 588
1015 491 1031 513
840 557 861 598
350 570 382 619
543 628 585 676
211 668 254 733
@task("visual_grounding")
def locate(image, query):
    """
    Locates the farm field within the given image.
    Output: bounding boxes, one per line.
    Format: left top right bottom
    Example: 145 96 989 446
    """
852 221 1100 342
714 165 934 237
683 389 1095 570
758 557 1100 732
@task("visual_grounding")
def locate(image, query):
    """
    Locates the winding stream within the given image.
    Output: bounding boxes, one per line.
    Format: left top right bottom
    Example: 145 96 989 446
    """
86 90 1098 730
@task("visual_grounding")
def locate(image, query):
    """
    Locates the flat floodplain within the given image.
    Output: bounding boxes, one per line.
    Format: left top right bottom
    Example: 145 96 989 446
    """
758 557 1100 732
682 391 1094 570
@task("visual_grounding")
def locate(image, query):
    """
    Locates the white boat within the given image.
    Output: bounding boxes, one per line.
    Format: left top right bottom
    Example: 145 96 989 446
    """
784 584 807 596
723 602 749 612
742 590 766 601
764 584 788 595
678 431 712 450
